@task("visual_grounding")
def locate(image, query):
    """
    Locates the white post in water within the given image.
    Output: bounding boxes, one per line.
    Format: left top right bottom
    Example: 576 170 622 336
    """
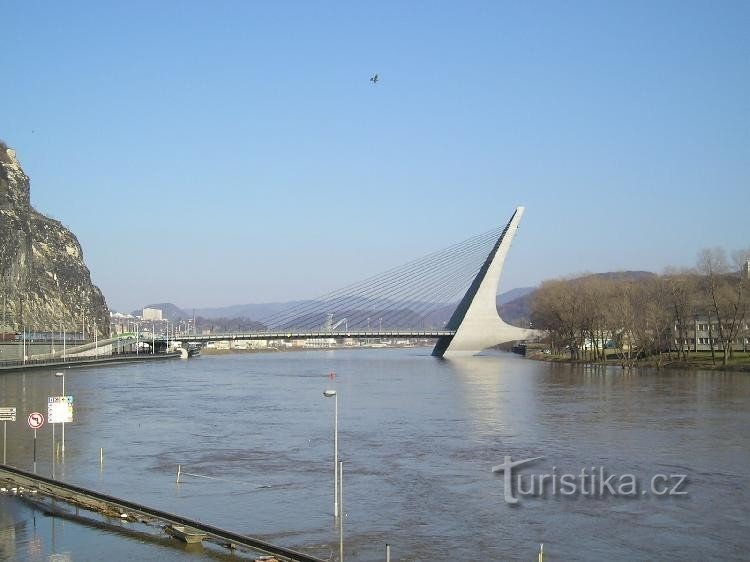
323 390 339 517
386 544 391 562
339 460 344 562
176 464 181 484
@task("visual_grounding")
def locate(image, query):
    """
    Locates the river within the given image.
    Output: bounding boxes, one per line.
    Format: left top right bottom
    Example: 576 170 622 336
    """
0 348 748 561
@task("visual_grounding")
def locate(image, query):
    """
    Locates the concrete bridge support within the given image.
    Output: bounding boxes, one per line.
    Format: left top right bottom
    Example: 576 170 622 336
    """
432 207 539 357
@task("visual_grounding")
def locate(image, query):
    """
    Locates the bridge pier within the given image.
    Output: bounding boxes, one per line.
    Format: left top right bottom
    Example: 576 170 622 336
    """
433 207 539 357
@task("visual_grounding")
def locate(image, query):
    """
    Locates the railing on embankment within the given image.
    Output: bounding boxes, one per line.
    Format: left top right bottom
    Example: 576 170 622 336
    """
0 464 326 562
0 351 181 372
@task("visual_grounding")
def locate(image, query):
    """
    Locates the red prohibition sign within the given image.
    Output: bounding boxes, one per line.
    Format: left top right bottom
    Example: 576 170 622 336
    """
28 412 45 429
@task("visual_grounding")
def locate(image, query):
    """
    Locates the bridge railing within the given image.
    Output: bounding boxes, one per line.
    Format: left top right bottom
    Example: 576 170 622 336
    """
156 330 457 342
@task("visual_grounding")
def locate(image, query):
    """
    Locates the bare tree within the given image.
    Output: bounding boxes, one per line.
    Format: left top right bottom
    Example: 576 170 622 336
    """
696 248 747 366
531 279 583 358
662 270 698 361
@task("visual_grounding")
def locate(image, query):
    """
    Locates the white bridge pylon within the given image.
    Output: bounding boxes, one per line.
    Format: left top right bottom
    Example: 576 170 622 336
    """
432 206 537 357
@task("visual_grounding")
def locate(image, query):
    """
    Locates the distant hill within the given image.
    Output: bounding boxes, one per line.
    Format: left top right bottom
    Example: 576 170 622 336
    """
194 301 311 320
588 270 655 281
497 286 535 305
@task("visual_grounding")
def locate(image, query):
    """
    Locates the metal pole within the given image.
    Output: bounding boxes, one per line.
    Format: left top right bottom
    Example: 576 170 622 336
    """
3 421 6 465
33 428 37 473
334 393 339 517
386 544 391 562
61 374 65 457
339 460 344 562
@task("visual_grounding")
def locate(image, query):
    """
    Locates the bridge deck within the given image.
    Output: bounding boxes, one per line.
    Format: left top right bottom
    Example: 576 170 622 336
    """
153 330 456 343
152 330 456 343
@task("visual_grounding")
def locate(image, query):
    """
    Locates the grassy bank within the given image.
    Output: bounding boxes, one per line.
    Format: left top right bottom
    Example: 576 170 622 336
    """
526 349 750 372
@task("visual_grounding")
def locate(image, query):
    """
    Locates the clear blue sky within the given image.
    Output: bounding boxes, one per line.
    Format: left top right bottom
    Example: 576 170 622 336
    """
3 1 748 312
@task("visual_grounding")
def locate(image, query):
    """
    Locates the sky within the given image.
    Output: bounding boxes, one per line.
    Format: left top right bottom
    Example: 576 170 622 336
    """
2 1 748 312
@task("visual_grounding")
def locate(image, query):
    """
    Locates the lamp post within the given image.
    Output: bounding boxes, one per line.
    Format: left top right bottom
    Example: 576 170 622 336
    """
323 389 339 517
55 371 65 457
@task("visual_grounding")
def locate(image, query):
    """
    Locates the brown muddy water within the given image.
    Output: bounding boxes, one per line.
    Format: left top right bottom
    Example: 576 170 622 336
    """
0 348 748 561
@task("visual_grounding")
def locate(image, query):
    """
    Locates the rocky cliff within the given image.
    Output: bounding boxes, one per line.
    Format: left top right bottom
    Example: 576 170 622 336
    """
0 141 109 336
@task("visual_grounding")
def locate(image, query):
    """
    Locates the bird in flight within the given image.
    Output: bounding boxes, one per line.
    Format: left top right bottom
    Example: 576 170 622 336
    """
370 73 378 84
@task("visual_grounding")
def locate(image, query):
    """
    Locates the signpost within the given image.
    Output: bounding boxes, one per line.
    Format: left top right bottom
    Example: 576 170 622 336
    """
48 396 74 424
28 412 44 474
0 407 16 464
49 396 73 466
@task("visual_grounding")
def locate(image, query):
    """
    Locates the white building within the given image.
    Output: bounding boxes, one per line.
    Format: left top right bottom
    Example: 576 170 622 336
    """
142 307 163 321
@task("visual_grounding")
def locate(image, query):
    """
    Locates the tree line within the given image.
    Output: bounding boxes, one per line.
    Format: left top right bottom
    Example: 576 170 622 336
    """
530 247 750 367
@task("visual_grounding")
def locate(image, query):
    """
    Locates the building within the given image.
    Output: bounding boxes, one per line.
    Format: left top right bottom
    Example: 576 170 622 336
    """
673 317 749 352
142 307 163 321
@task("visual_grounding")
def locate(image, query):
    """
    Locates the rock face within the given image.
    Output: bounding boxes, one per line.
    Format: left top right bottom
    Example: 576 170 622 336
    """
0 141 109 336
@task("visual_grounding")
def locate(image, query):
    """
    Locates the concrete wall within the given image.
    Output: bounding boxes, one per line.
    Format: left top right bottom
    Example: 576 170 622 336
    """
0 342 53 361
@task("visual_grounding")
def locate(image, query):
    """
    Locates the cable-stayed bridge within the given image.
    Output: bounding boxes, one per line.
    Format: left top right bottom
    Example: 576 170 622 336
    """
158 207 537 357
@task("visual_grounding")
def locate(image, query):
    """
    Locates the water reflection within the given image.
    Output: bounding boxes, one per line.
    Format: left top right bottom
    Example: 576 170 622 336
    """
442 354 539 440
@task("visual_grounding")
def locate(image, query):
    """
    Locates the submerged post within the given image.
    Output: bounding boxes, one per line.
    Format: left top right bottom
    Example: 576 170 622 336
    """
339 460 344 562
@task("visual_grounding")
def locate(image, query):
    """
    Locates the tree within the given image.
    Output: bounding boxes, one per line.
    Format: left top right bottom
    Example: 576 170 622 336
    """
696 248 749 366
662 270 698 361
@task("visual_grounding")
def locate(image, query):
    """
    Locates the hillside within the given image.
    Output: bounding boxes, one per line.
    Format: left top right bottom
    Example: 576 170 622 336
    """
0 141 109 335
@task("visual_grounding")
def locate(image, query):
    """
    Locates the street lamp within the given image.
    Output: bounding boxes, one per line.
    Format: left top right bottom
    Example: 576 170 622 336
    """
323 389 339 517
55 371 65 457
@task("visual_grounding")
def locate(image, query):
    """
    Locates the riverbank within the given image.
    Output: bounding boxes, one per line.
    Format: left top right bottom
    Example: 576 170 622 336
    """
0 351 182 372
526 348 750 372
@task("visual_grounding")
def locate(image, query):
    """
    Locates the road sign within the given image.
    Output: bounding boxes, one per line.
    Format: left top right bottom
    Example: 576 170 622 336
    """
0 407 16 422
28 412 44 429
48 396 73 424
